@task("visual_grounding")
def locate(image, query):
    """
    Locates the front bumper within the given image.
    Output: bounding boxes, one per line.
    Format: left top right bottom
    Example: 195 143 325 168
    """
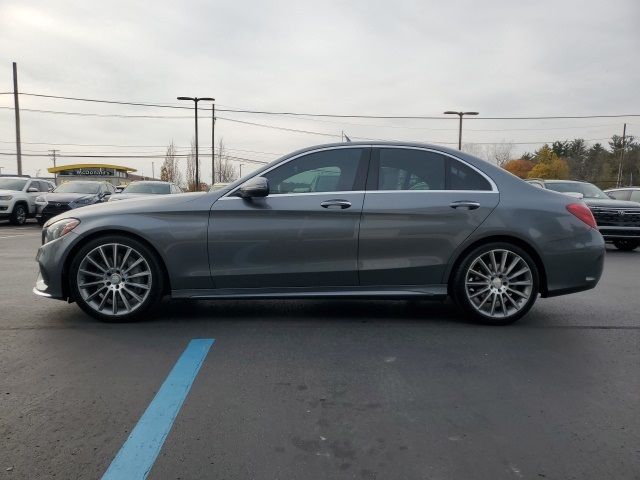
33 230 81 300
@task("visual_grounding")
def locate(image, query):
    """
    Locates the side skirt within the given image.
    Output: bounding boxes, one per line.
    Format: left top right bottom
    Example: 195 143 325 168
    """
171 285 448 300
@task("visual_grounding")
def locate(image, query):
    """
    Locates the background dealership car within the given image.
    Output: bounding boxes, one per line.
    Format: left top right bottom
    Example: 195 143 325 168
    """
34 142 604 325
109 180 182 202
526 179 640 251
605 187 640 203
0 176 55 225
35 180 115 226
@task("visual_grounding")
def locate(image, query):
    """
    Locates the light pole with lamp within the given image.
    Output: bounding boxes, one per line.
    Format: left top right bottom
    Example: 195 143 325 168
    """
177 96 215 190
444 111 479 150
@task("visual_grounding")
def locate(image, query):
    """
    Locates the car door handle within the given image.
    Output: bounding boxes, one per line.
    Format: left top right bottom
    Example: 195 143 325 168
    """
320 199 352 209
450 201 481 210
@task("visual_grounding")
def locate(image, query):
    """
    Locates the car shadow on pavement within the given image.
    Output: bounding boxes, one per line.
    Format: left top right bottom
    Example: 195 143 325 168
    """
144 297 473 326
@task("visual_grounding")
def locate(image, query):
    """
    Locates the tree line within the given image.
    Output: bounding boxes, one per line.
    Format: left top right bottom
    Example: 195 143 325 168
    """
501 135 638 188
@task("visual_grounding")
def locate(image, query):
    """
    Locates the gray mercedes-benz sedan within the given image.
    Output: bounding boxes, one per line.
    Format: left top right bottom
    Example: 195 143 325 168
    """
34 142 605 325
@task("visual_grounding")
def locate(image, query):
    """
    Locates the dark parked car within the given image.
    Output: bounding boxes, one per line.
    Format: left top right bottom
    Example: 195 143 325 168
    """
527 179 640 251
34 142 604 325
35 181 115 226
109 180 182 202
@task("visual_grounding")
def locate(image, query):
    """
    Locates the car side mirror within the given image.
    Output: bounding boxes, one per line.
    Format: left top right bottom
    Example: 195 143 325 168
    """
238 177 269 198
27 187 39 193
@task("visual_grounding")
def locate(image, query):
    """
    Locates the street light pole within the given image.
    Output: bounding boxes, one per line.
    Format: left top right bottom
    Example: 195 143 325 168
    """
444 110 479 150
177 96 214 190
239 163 244 179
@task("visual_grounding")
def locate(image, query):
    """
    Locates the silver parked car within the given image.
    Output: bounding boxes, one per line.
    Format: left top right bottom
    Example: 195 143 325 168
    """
34 142 605 325
109 180 182 202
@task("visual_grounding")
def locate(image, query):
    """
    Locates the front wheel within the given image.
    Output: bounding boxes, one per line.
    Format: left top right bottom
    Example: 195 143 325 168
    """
613 239 639 251
69 235 164 322
451 243 540 325
9 204 27 225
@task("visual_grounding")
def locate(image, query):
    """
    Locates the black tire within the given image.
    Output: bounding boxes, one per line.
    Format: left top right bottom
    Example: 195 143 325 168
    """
451 242 540 325
613 239 639 251
68 235 164 322
9 203 28 225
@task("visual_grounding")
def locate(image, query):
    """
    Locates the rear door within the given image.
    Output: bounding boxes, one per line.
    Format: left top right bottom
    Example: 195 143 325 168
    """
358 147 499 286
209 146 370 289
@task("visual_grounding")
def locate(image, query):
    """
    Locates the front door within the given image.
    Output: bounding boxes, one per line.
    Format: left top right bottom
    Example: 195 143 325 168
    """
209 146 370 289
358 147 499 286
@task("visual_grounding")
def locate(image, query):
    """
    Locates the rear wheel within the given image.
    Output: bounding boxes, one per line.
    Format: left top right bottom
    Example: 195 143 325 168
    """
9 203 27 225
451 242 539 325
613 239 639 251
69 235 164 322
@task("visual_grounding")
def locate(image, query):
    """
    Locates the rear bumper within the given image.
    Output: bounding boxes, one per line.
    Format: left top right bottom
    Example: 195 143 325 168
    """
541 228 605 298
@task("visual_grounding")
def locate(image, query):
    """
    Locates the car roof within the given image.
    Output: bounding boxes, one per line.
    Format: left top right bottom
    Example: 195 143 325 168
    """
605 187 639 191
60 180 105 184
540 179 585 184
128 180 171 184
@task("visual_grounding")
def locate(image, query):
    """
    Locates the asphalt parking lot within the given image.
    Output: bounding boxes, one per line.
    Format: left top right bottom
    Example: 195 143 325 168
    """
1 221 639 480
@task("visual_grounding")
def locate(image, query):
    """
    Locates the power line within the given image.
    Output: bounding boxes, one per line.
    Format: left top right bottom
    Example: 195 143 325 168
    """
11 91 640 120
0 152 269 164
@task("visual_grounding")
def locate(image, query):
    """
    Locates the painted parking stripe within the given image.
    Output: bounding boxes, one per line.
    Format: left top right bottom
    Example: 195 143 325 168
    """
102 338 215 480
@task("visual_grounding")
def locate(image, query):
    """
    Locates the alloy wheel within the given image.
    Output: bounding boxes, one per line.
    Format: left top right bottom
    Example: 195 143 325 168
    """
76 243 152 316
464 249 533 319
16 206 26 224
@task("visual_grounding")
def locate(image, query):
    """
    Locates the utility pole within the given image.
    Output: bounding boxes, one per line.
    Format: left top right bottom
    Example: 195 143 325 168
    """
12 62 22 175
152 161 155 179
616 123 627 188
211 103 216 186
177 96 214 191
48 149 59 183
239 163 244 178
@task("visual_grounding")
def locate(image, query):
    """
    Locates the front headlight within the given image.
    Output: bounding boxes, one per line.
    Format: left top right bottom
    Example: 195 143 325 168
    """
0 195 13 201
35 195 47 204
43 218 80 244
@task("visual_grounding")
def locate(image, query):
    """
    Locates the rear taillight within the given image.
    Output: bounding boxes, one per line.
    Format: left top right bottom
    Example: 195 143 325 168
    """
566 203 597 229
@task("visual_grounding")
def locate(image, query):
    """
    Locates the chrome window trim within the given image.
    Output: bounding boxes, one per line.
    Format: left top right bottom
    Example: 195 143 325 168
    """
223 144 499 198
219 191 366 200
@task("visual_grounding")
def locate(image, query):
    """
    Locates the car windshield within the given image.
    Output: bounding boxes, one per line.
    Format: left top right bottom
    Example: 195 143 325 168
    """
54 182 100 194
0 178 28 191
546 182 608 199
122 183 170 194
581 183 609 199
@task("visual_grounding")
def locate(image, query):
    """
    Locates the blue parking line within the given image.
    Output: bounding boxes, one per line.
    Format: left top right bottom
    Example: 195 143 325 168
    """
102 338 215 480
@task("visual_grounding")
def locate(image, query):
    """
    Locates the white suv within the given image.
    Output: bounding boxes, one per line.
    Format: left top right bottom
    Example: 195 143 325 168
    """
0 177 55 225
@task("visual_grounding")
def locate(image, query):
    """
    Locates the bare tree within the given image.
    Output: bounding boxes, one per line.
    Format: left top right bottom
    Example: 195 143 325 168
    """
160 141 183 186
462 143 486 159
185 140 197 191
215 138 237 183
485 141 514 167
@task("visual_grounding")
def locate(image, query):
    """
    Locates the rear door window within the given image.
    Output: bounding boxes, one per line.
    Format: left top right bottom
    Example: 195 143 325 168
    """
377 148 446 191
448 159 492 191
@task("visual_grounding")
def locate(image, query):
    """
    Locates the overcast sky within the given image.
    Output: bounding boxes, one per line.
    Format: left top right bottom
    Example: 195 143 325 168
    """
1 0 639 180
